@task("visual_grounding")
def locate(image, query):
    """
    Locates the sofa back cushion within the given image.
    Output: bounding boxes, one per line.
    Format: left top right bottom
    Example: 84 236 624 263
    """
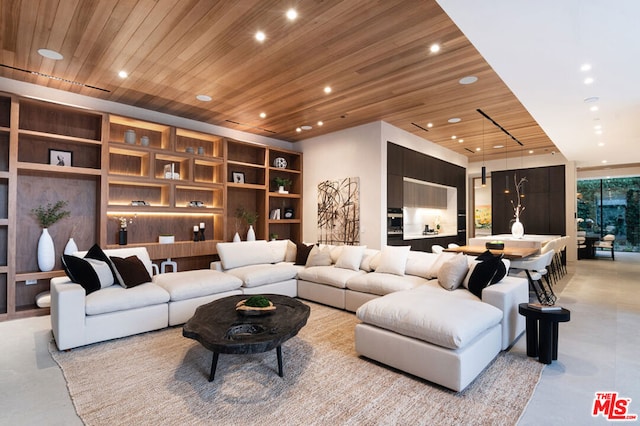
267 239 293 263
374 245 411 276
334 245 367 271
217 240 274 270
405 251 439 278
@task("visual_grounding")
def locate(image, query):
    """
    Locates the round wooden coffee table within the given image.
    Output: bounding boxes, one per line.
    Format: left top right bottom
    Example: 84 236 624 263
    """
183 294 310 381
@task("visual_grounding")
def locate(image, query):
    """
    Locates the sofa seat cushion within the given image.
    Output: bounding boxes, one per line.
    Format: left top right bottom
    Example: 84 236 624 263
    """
153 270 243 302
85 283 170 316
346 273 427 296
225 263 298 288
297 265 366 289
356 284 503 350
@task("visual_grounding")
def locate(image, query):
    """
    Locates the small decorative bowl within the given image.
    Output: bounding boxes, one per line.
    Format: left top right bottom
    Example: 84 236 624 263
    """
486 241 505 250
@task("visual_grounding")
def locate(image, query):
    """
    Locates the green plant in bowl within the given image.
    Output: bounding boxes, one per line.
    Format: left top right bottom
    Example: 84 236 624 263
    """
244 295 271 308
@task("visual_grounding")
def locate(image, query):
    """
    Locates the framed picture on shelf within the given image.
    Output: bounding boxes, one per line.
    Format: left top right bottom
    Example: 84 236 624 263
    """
232 171 245 184
49 149 72 167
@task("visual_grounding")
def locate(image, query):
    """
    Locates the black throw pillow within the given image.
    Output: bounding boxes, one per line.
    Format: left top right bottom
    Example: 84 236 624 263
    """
294 242 315 265
465 251 504 298
477 250 507 284
61 254 115 295
109 255 152 288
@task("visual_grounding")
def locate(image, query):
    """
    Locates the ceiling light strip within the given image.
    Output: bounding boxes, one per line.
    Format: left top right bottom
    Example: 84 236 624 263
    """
476 108 524 146
0 63 110 92
224 119 277 134
411 122 430 132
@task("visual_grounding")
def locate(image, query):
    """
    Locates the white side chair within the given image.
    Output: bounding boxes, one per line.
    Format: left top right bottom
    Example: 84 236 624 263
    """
447 243 460 249
593 234 615 260
431 244 445 254
509 250 557 305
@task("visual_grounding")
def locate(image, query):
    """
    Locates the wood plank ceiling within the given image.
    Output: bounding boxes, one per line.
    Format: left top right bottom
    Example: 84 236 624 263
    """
0 0 558 162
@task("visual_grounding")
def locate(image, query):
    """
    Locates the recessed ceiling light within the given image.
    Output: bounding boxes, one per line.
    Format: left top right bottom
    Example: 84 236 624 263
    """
296 127 302 132
594 124 602 130
528 150 534 154
458 139 464 143
324 86 332 94
118 70 128 79
429 43 440 53
493 145 504 149
448 117 461 123
255 31 266 42
475 147 481 151
590 105 599 112
317 121 324 126
38 48 63 60
459 76 478 85
580 63 592 72
286 8 298 20
300 125 312 131
451 135 456 140
584 77 594 85
259 112 266 118
602 160 608 164
427 122 433 128
584 96 599 103
598 142 605 147
196 94 212 102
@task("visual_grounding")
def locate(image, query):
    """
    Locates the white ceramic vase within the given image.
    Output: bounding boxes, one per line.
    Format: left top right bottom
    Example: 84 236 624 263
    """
233 232 241 242
63 237 78 255
247 225 256 241
511 218 525 239
37 228 55 272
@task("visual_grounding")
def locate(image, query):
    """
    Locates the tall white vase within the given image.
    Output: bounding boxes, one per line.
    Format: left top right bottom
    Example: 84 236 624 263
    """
37 228 55 272
511 218 525 239
64 237 78 255
247 225 256 241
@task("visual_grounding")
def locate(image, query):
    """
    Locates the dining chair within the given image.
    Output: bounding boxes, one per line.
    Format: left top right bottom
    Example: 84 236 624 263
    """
509 249 557 305
593 234 615 260
431 244 444 254
447 243 459 249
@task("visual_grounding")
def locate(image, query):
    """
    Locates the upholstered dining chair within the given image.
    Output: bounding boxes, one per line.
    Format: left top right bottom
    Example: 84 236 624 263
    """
593 234 615 260
431 244 445 254
509 249 557 305
447 243 459 249
577 231 587 260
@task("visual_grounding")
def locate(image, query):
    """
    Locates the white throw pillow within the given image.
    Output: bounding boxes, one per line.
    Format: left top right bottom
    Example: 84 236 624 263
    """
374 245 411 276
335 245 367 271
437 253 469 290
360 249 380 272
427 252 457 279
306 246 332 267
285 240 297 262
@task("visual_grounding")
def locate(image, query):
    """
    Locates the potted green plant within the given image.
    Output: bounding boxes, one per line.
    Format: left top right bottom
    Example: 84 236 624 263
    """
273 177 292 194
31 200 70 272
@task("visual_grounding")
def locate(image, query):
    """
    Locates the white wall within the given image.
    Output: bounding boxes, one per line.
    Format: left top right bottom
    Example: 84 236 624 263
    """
298 122 384 248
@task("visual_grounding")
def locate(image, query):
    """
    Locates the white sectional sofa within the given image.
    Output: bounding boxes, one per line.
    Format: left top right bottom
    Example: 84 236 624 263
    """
49 239 528 391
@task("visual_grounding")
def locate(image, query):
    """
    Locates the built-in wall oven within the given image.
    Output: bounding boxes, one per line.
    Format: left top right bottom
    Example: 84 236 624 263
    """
387 208 403 236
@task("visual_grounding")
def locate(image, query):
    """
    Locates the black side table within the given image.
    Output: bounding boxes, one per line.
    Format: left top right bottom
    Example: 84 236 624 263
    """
518 303 571 364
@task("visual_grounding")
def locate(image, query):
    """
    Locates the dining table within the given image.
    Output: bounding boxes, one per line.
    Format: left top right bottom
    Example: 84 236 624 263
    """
444 245 539 259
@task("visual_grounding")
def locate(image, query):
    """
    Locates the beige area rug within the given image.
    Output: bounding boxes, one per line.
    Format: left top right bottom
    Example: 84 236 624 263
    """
50 302 543 426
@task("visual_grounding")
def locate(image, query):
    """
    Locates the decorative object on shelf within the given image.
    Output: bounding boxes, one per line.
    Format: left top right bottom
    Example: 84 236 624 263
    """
269 233 278 241
163 164 180 180
140 136 150 146
124 129 136 144
185 147 194 154
510 174 527 239
31 200 71 272
116 216 133 245
486 241 505 250
130 200 150 206
48 149 72 167
199 222 205 241
64 237 78 255
232 171 245 184
273 177 292 194
273 157 288 169
158 235 175 244
270 209 281 220
233 232 241 242
193 225 200 242
235 206 258 241
284 207 294 219
197 146 205 155
188 200 204 207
